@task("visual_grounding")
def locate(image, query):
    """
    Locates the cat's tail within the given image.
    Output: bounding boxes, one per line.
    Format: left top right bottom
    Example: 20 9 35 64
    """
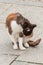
27 38 41 47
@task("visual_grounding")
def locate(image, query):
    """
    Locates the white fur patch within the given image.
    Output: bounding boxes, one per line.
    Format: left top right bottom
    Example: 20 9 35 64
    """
24 42 29 48
11 20 23 34
18 37 26 50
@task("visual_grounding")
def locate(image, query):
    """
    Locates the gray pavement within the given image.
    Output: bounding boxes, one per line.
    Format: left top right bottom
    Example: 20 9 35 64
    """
0 0 43 65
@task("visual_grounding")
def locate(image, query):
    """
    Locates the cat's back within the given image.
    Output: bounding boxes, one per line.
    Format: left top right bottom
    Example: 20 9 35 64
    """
6 13 23 34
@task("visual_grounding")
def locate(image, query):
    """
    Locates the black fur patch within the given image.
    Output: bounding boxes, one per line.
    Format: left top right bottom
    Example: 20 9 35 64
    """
23 29 32 36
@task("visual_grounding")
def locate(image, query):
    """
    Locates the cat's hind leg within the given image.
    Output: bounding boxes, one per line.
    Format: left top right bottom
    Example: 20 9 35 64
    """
8 32 18 49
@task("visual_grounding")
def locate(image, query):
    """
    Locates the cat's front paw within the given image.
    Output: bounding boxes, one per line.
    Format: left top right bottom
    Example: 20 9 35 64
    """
24 43 29 48
13 45 18 50
19 46 26 50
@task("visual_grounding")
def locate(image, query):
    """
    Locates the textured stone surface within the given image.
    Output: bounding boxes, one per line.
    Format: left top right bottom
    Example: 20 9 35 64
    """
0 3 11 15
16 45 43 63
0 0 38 3
0 4 43 24
0 0 43 11
0 55 17 65
11 61 39 65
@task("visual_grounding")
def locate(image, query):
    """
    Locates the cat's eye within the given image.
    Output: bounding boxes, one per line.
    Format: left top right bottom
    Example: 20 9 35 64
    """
26 28 30 32
27 29 30 31
27 29 30 32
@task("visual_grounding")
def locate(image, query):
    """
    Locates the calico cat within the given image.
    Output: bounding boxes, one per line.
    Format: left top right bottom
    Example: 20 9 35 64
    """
6 12 37 50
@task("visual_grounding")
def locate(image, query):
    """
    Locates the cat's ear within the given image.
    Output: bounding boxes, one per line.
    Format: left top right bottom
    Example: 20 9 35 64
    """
17 13 24 25
16 12 21 17
32 24 37 28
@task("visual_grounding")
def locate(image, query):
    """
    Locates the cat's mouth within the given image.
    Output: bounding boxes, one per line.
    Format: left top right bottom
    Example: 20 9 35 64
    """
28 31 33 38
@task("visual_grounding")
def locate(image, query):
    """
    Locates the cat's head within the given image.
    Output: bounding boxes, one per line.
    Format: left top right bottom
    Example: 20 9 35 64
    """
23 19 37 36
23 22 37 36
17 13 37 36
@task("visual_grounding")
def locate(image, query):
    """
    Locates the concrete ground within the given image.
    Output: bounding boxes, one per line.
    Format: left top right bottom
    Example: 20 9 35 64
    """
0 0 43 65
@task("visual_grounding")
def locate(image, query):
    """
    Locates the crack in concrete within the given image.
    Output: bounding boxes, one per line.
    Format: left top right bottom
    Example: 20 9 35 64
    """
16 60 43 65
9 55 19 65
0 53 20 56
